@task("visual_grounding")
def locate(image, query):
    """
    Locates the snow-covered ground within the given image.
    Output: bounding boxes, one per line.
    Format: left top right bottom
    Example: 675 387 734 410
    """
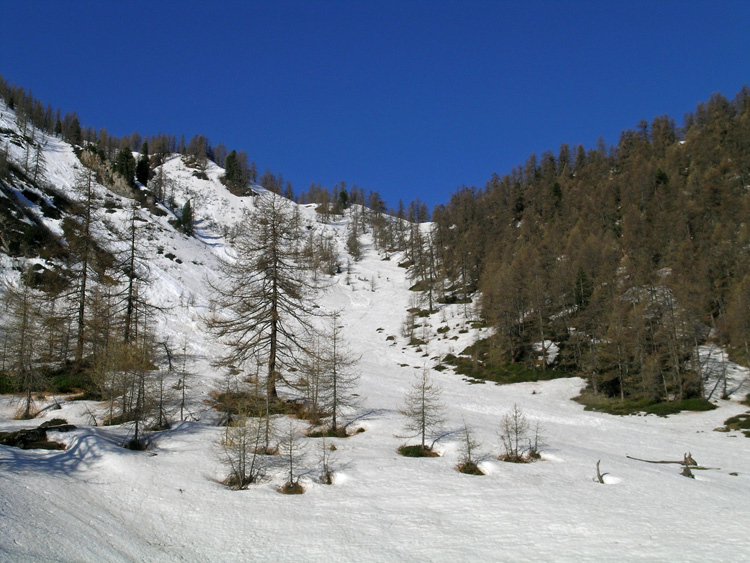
2 109 750 562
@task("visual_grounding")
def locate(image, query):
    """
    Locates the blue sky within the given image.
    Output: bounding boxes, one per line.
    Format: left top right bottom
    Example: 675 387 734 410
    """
2 1 748 210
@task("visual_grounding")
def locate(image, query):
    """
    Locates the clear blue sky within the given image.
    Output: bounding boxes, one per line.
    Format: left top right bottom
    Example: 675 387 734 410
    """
2 0 748 210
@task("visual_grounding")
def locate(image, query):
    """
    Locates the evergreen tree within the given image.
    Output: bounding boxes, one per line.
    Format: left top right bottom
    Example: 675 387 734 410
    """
113 147 136 188
222 150 250 195
136 142 150 185
181 200 194 236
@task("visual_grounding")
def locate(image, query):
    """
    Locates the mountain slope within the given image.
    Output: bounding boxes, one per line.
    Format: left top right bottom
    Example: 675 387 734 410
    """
1 102 750 562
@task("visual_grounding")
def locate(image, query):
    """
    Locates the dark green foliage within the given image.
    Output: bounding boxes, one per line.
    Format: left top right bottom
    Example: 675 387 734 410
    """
717 412 750 435
444 338 570 384
575 390 717 416
50 370 97 396
181 200 193 236
113 147 136 187
136 153 150 185
337 189 349 209
125 437 149 450
63 114 82 146
0 372 13 394
222 150 250 195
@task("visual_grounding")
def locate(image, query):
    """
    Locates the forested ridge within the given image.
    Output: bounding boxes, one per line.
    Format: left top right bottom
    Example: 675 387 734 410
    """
426 87 750 404
2 71 750 410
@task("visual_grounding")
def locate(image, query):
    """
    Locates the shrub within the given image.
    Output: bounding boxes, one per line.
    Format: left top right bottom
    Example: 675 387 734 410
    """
497 403 543 463
719 413 750 434
456 421 484 474
444 338 570 384
398 444 439 457
279 481 305 495
218 413 268 490
0 372 12 394
125 437 149 451
574 391 717 416
457 460 484 475
307 427 349 438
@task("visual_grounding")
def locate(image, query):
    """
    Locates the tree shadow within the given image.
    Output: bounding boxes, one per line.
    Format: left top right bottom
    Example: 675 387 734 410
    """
0 428 129 478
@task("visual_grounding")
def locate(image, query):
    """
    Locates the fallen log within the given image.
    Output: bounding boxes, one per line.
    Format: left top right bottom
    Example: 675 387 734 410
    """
626 453 718 472
626 452 696 466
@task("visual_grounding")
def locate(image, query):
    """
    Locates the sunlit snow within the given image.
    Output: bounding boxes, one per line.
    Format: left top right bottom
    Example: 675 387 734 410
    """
1 104 750 562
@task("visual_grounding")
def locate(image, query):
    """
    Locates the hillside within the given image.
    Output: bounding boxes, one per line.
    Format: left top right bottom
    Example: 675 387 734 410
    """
429 88 750 408
2 99 750 562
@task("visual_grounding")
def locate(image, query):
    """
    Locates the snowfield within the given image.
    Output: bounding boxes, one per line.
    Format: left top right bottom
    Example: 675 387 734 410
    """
1 110 750 562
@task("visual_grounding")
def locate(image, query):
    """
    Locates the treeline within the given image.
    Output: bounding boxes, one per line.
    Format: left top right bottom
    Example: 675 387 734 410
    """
0 74 431 218
417 87 750 404
0 74 287 199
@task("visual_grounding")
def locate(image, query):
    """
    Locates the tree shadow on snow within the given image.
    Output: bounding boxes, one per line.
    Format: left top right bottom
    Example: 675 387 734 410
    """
0 428 130 478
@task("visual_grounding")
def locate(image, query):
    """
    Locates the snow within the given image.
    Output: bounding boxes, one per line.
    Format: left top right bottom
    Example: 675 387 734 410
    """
533 340 560 365
2 106 750 561
699 345 750 401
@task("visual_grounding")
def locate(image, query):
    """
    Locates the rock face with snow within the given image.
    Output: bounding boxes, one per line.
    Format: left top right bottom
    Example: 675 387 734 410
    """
1 102 750 562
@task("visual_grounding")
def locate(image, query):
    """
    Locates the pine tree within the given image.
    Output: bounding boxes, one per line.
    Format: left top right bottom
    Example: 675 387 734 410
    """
113 147 136 188
136 142 150 185
181 200 194 236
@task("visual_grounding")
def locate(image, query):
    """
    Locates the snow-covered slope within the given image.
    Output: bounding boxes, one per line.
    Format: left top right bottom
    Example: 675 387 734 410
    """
1 105 750 562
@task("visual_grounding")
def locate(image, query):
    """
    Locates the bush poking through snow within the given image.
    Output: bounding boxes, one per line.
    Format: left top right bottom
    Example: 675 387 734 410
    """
457 460 484 475
318 438 336 484
279 481 305 495
398 444 440 457
218 410 267 490
456 420 484 475
397 368 447 454
278 420 307 494
497 403 543 463
125 437 149 451
308 427 349 438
